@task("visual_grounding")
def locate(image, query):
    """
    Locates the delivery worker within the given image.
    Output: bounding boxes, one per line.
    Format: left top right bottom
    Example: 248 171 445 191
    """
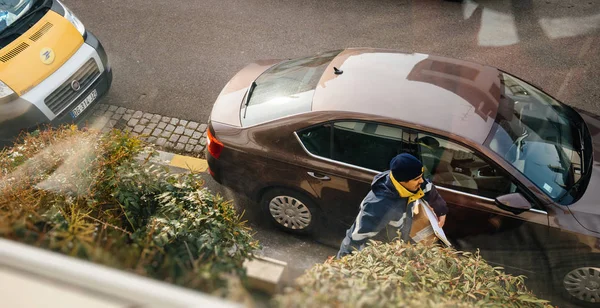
337 153 448 258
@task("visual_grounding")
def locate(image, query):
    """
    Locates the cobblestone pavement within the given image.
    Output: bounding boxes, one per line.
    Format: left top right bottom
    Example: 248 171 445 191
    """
85 103 207 157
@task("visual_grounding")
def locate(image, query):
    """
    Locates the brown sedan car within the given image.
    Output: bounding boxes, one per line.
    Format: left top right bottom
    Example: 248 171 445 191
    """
207 48 600 306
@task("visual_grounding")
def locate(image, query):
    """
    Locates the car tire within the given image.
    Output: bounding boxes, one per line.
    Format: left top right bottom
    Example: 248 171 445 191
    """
260 188 319 235
552 256 600 307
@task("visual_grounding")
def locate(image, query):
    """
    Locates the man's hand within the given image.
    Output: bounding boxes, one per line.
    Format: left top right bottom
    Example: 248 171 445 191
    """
438 215 446 228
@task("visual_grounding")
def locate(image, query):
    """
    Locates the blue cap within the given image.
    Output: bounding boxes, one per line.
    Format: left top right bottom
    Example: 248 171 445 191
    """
390 153 423 182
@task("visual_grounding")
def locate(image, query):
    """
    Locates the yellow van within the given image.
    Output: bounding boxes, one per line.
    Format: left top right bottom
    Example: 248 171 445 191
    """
0 0 112 146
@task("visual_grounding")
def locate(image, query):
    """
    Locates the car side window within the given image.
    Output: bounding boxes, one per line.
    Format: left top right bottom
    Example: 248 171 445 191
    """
331 121 406 171
298 124 332 158
298 121 410 171
415 133 515 200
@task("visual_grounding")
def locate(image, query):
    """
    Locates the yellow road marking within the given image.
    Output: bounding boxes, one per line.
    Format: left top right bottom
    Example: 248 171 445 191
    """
169 155 208 172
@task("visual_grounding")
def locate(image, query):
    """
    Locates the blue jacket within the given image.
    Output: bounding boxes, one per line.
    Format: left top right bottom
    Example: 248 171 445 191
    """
337 171 448 258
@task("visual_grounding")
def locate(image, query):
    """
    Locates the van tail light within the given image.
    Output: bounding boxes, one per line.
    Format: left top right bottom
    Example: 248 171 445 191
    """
206 129 224 159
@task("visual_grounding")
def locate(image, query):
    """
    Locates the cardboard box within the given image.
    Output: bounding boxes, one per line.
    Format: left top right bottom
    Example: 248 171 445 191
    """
409 202 439 245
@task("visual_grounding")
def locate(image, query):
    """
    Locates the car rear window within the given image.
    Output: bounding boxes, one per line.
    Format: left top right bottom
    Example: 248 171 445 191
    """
240 50 342 127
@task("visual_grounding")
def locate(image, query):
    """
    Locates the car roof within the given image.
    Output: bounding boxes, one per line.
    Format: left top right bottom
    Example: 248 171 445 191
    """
311 48 502 144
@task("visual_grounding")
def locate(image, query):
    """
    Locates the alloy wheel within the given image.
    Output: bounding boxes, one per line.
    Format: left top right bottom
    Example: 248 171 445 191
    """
563 267 600 303
268 195 312 230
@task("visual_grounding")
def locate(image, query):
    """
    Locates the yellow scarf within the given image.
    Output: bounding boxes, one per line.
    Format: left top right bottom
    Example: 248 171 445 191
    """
389 172 424 215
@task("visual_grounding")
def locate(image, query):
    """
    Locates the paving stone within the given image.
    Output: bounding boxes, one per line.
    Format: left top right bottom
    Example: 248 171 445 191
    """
130 132 139 137
169 134 181 143
147 137 157 143
161 116 171 123
179 136 189 144
106 120 117 129
132 111 143 119
124 126 133 133
108 105 118 112
152 128 163 137
165 142 175 149
200 137 207 146
139 118 150 125
114 119 128 130
174 125 185 135
193 145 203 153
157 122 167 129
183 128 194 137
175 143 185 151
142 128 153 135
104 111 114 119
116 107 126 114
188 138 199 146
151 114 162 123
192 131 202 139
165 124 175 132
112 113 122 120
125 109 135 114
179 120 188 127
160 130 171 138
202 131 207 137
185 144 195 152
127 118 139 127
143 113 153 120
101 127 111 133
93 109 104 117
122 114 132 121
133 125 145 133
97 104 108 111
198 124 207 132
170 118 179 125
187 121 199 130
147 123 157 130
156 138 167 146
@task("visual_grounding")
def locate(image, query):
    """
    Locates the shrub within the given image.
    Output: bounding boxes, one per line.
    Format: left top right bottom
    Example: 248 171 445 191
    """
274 240 552 308
0 126 259 296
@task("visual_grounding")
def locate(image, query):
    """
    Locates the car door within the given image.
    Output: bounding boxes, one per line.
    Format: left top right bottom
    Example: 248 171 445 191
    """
295 121 410 226
413 132 552 276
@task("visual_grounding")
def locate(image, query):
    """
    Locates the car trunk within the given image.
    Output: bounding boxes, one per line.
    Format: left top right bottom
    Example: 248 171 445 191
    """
209 59 281 127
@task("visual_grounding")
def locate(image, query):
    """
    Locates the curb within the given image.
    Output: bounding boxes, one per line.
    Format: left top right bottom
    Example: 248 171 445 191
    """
244 256 288 295
143 150 290 294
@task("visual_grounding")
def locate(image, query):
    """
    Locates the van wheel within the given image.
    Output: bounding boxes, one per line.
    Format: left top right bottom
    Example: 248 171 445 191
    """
260 188 318 235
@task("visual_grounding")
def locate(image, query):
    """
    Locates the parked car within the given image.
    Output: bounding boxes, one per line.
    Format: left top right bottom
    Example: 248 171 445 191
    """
207 48 600 306
0 0 112 146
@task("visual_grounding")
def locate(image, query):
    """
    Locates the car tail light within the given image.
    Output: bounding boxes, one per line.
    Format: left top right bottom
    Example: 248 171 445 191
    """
206 129 224 159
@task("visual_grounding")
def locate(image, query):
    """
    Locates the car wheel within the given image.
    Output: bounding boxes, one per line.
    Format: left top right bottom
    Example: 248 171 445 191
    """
260 188 318 235
553 258 600 306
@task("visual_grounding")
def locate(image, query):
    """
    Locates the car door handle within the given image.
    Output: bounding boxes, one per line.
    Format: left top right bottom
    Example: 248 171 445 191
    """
307 172 331 181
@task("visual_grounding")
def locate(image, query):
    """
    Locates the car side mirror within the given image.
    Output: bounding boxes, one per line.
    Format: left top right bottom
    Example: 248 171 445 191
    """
495 193 531 214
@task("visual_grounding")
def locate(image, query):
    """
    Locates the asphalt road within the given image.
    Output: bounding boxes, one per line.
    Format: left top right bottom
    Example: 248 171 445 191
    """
64 0 600 123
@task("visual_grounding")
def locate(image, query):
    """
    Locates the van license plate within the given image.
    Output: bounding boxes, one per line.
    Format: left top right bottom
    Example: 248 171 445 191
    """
71 89 97 118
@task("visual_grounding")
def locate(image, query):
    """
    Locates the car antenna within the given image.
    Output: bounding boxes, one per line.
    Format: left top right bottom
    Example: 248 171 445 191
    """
333 67 343 75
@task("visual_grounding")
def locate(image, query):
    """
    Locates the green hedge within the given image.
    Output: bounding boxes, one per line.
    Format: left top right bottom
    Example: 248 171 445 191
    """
0 126 259 296
274 240 552 308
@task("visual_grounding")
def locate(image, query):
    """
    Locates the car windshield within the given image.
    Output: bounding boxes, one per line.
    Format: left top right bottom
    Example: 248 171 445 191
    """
486 72 585 203
240 50 341 126
0 0 34 33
